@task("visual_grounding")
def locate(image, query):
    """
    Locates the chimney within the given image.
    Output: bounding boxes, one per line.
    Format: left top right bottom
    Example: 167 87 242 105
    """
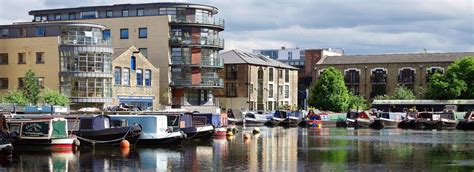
281 46 285 50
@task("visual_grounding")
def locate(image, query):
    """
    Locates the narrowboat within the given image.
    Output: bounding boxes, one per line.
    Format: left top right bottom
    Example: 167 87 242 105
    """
415 111 457 130
457 111 474 130
159 112 214 140
278 111 301 127
398 110 418 129
242 112 272 126
370 112 403 130
192 113 228 138
264 111 287 127
226 109 242 125
68 115 142 147
299 110 327 128
338 111 374 128
0 116 13 158
109 115 185 146
7 116 78 151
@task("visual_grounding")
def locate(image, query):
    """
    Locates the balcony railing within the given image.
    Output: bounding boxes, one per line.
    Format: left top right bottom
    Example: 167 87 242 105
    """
171 57 223 68
171 78 223 88
60 35 112 46
170 36 224 48
170 16 225 28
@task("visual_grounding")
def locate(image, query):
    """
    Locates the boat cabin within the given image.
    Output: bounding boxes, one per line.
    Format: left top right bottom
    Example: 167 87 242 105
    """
78 115 112 131
7 117 69 139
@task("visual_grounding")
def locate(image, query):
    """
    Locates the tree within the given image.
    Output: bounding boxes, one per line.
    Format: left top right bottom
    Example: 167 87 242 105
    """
374 86 416 100
3 90 28 105
22 69 41 104
309 67 350 112
348 94 368 110
445 56 474 98
41 88 70 106
425 72 466 99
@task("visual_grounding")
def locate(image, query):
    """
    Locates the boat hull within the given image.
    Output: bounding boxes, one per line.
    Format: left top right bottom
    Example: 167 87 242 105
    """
398 120 417 129
75 125 142 146
182 125 214 140
0 143 13 157
278 118 299 127
13 138 76 152
137 133 184 146
456 121 474 130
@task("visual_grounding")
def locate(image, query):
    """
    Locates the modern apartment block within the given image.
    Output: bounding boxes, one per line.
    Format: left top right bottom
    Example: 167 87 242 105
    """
112 46 160 110
29 2 225 109
0 22 113 109
315 52 474 100
215 50 298 112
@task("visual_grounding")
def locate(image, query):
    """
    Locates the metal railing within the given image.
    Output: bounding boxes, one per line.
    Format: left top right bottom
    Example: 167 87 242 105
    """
170 57 223 67
170 16 225 28
171 78 223 87
169 36 224 48
61 35 112 46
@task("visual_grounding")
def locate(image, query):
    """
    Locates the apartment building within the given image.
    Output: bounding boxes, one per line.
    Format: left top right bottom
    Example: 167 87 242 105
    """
0 22 113 109
215 50 298 112
29 2 225 109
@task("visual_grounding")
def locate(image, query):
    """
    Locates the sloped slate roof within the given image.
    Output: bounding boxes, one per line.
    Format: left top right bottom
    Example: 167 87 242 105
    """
219 50 298 70
320 52 474 65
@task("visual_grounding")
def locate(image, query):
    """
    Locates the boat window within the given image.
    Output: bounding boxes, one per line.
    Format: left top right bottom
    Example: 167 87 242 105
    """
8 123 21 133
104 117 110 128
80 119 93 129
167 116 179 126
246 113 255 119
381 113 390 119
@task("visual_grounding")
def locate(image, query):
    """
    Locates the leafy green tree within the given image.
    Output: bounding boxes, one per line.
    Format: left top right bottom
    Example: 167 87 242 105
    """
425 72 466 99
309 67 350 112
41 88 70 106
22 69 41 104
3 90 28 105
390 86 416 100
348 94 368 110
445 56 474 98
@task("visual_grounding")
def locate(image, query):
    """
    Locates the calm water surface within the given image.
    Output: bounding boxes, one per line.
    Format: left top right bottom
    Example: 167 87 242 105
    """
1 127 474 171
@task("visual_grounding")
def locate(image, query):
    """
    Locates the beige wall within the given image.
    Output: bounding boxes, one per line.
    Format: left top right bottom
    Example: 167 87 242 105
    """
59 16 171 105
217 63 298 111
111 46 160 110
0 36 60 94
316 62 452 100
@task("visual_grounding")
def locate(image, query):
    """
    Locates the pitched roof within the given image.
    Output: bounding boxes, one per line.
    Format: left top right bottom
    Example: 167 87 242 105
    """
319 52 474 65
218 50 298 70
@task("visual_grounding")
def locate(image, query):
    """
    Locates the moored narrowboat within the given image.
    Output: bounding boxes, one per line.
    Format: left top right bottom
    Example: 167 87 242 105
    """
457 111 474 130
0 116 13 158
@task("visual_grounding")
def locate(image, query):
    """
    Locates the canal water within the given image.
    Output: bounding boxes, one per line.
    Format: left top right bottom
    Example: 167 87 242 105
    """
1 127 474 171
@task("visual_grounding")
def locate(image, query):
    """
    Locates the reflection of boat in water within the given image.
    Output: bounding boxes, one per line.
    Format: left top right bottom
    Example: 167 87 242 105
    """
457 111 474 130
68 115 142 147
7 115 77 152
136 148 182 170
109 115 185 146
370 112 403 130
12 150 76 172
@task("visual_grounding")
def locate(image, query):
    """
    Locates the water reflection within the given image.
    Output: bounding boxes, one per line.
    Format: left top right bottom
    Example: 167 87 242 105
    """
1 127 474 171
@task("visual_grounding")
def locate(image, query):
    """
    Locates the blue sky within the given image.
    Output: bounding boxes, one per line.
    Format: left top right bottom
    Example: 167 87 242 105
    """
0 0 473 55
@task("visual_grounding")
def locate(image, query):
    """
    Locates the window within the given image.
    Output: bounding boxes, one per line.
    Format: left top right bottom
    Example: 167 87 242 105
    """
54 13 61 20
1 29 9 37
34 15 47 22
114 67 121 85
18 53 26 64
278 70 283 78
139 28 147 38
18 78 24 88
120 29 128 39
285 85 289 98
0 78 8 89
269 68 274 82
268 101 273 111
69 13 76 20
285 69 289 83
249 84 253 94
226 65 237 79
268 84 273 98
36 52 44 64
102 30 111 40
137 69 143 86
145 69 151 86
278 86 283 96
122 10 129 17
0 54 8 64
426 67 444 82
226 83 237 97
20 28 27 37
38 77 44 88
81 11 97 19
36 28 45 36
137 8 144 16
106 10 113 18
288 52 293 60
139 48 148 58
123 68 130 86
130 56 136 70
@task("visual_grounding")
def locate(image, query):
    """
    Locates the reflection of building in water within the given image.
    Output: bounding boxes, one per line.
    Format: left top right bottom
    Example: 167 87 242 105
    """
261 127 298 171
212 139 228 169
136 148 182 170
182 145 214 171
77 150 140 171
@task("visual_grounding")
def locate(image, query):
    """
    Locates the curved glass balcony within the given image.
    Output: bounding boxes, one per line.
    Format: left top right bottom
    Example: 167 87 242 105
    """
61 35 112 46
171 57 223 68
170 36 224 48
170 16 225 29
170 78 223 88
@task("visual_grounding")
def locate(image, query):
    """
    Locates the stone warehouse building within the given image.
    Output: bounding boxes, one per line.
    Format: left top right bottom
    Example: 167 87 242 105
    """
0 22 113 109
314 52 474 100
29 2 225 110
215 50 298 112
112 46 159 110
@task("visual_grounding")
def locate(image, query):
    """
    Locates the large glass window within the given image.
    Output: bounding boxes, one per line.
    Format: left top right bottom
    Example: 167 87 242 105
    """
70 78 111 98
1 28 9 38
34 15 47 22
68 13 76 20
36 28 45 36
102 30 111 40
114 67 121 85
106 10 113 18
18 53 26 64
36 52 44 64
269 68 274 82
0 78 8 89
288 52 293 60
139 28 147 38
137 8 144 16
123 68 130 86
371 69 387 98
130 56 136 70
226 65 237 80
122 10 129 17
137 69 143 86
226 82 237 97
81 11 97 19
120 29 128 39
268 84 273 98
0 54 8 64
285 85 289 98
145 69 151 86
54 13 61 20
285 69 289 82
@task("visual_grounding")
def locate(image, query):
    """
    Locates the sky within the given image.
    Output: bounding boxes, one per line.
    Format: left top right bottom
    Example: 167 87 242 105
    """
0 0 473 55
